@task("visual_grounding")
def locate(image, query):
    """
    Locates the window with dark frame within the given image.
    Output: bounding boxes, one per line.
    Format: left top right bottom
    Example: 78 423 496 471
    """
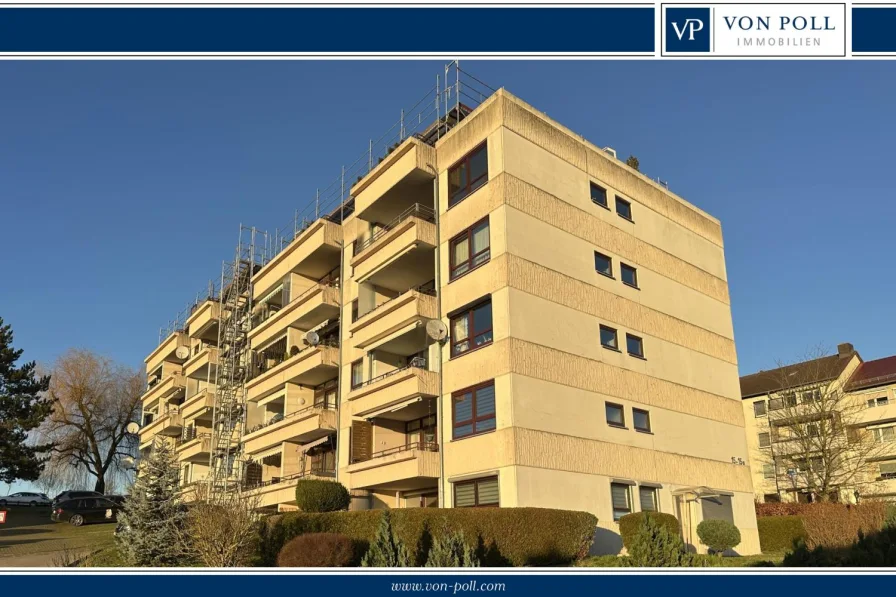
600 325 618 350
406 415 437 448
448 143 488 207
350 360 363 389
606 402 625 428
754 400 767 417
611 482 632 521
594 251 613 278
450 300 493 357
453 381 496 439
626 334 645 358
758 432 771 448
616 197 633 221
638 486 658 512
450 218 490 280
454 476 499 508
590 182 608 208
633 408 651 433
620 263 638 288
351 299 359 323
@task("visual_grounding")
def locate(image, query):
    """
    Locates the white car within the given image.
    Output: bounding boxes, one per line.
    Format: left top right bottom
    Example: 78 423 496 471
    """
0 492 51 507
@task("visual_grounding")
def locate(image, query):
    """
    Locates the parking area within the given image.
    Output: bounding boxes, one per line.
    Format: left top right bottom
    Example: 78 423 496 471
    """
0 505 116 567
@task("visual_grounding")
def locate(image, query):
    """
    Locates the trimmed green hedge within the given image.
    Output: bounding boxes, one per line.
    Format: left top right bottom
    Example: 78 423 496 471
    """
294 479 350 513
757 516 807 552
256 508 597 567
618 512 680 550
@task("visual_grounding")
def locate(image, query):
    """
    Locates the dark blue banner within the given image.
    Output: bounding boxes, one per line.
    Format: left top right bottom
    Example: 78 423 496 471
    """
0 7 654 54
853 7 896 53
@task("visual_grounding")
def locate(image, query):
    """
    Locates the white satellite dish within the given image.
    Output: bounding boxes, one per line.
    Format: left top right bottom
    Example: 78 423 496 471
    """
425 319 449 343
175 346 190 360
121 456 137 470
304 331 320 346
125 421 141 435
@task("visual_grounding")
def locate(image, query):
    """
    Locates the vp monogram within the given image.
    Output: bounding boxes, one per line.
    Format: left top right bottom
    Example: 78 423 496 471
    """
671 18 705 41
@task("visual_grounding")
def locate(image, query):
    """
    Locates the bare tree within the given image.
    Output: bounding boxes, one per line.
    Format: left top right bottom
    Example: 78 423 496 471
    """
761 347 881 502
173 483 261 567
39 349 142 493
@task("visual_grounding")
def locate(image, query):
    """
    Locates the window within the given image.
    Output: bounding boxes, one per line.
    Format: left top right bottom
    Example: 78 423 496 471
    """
873 426 896 443
758 432 771 448
807 423 819 437
638 486 659 512
764 493 782 503
633 408 651 432
616 198 633 221
754 400 767 417
782 393 797 408
626 334 645 358
880 462 896 480
450 219 490 280
768 398 784 411
600 325 618 350
453 382 496 439
406 415 437 448
590 182 608 208
801 389 821 403
351 299 359 323
606 402 625 428
594 251 613 278
350 360 363 389
454 476 499 508
450 300 493 357
611 483 632 521
620 263 638 288
448 143 488 207
763 464 776 479
868 396 889 408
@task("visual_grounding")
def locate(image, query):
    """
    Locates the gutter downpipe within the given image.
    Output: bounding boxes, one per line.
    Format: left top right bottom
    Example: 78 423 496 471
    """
334 167 346 487
428 163 445 509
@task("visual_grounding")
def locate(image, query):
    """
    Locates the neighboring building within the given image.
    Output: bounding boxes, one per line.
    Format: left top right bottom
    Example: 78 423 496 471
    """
741 344 896 503
139 79 760 554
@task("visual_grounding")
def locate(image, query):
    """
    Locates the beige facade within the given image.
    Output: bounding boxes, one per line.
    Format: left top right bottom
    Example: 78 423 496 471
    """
139 88 759 555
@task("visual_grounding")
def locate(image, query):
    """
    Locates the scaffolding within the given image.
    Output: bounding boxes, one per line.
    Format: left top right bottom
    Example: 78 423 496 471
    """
208 225 267 498
157 280 219 345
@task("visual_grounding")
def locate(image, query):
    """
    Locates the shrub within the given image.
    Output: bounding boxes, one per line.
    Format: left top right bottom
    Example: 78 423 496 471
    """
362 511 411 567
618 512 680 550
255 507 597 567
755 501 807 517
757 515 806 552
886 503 896 529
425 530 480 567
277 533 354 567
697 519 741 555
294 479 350 513
626 513 693 567
783 525 896 567
577 555 627 567
801 502 887 549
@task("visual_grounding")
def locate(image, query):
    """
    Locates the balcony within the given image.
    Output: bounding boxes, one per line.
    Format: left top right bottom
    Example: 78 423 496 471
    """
243 405 337 455
350 284 437 350
347 442 439 492
183 345 219 380
139 410 183 446
181 388 215 422
857 402 896 426
249 283 340 349
141 371 186 407
351 137 437 224
186 300 220 341
252 219 342 300
246 343 339 403
176 433 212 463
351 204 436 292
348 364 439 419
145 331 189 374
243 468 336 510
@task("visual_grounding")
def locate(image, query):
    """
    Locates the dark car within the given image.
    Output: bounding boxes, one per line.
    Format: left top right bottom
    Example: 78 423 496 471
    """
104 494 128 506
51 497 121 526
51 490 103 509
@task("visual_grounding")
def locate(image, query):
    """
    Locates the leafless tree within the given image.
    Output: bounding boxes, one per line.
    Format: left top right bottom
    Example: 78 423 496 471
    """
762 347 881 502
38 349 142 494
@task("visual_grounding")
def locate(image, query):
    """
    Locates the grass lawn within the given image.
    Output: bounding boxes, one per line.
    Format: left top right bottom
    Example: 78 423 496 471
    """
578 551 786 568
0 505 116 562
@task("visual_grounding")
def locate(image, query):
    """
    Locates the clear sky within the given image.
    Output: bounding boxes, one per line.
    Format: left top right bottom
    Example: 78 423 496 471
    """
1 60 894 383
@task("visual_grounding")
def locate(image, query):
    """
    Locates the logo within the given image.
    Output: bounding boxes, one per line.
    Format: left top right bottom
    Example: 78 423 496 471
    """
666 7 711 52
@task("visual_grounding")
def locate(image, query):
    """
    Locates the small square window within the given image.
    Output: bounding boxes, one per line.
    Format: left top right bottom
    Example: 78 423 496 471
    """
600 325 618 350
606 402 625 427
590 183 608 208
633 408 651 433
763 464 776 479
758 432 771 448
594 251 613 278
626 334 644 358
616 198 633 221
754 401 767 417
638 486 659 512
620 263 638 288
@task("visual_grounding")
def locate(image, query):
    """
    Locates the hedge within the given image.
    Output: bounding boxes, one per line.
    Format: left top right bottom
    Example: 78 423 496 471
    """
255 507 597 567
757 515 807 552
618 512 680 550
294 479 350 513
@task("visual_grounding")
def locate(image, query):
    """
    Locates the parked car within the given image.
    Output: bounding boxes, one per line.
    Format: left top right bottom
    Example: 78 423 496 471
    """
51 490 103 508
0 492 51 507
51 497 121 526
104 494 128 506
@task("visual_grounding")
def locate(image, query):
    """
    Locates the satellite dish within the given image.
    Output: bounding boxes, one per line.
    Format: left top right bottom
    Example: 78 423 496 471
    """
121 456 137 470
304 331 320 346
425 320 449 343
175 346 190 360
126 421 141 435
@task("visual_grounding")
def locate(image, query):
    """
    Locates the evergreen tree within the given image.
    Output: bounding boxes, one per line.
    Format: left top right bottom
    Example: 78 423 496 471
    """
361 510 411 567
425 530 480 567
116 439 187 567
0 317 53 484
626 513 694 567
625 155 640 171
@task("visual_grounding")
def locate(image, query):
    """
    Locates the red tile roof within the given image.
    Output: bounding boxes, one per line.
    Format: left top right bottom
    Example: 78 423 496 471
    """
848 356 896 390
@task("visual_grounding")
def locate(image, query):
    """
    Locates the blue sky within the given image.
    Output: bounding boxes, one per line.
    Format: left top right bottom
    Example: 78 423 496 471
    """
1 60 894 381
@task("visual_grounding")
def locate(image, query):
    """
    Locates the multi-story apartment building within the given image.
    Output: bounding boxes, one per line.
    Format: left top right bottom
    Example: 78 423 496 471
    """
139 81 760 554
742 344 896 503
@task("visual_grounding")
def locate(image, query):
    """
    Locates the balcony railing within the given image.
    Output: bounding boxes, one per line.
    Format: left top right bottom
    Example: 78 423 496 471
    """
251 335 340 381
243 466 336 491
355 280 436 323
353 203 436 254
252 268 340 329
354 440 439 464
245 400 337 435
352 358 428 391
